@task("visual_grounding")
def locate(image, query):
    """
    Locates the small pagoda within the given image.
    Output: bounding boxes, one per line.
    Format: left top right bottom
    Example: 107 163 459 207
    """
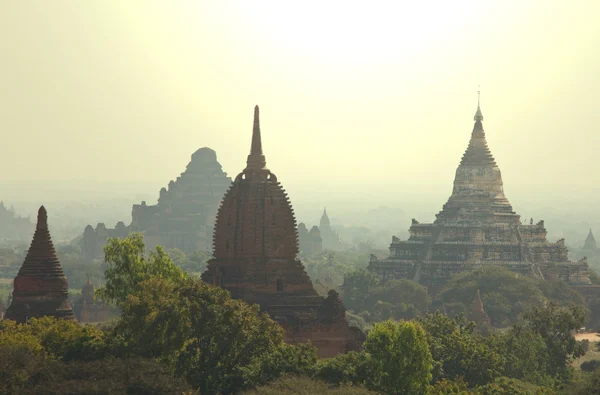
469 289 491 328
203 106 363 357
5 206 75 323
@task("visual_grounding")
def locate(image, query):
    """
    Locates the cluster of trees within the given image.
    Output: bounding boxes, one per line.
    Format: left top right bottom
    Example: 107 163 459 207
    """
340 266 597 330
2 233 600 394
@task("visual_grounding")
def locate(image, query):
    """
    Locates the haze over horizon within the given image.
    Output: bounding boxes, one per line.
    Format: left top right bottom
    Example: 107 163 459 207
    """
1 1 599 220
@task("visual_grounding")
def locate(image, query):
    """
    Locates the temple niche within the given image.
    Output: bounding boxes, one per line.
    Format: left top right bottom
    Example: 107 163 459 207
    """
82 147 232 260
203 106 364 358
369 96 591 292
0 201 33 241
5 206 75 323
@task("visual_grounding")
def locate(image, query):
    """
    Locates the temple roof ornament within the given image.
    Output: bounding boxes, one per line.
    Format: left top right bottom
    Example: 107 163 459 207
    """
245 105 269 174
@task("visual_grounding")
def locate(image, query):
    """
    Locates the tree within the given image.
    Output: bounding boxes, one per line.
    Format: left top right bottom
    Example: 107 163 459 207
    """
115 276 285 394
417 312 504 386
96 233 185 305
364 320 432 395
522 303 586 379
341 269 381 312
440 266 545 327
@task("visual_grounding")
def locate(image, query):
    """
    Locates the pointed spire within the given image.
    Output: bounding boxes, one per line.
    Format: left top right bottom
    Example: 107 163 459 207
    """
474 89 483 121
473 289 485 313
584 228 597 250
37 206 48 230
245 105 268 171
473 89 484 133
251 105 263 155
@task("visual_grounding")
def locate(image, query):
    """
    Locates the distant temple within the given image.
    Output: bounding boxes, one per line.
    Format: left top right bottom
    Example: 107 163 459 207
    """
369 95 591 289
583 229 598 251
297 208 343 254
0 201 33 241
5 206 75 323
298 223 323 254
203 106 363 357
82 147 232 260
73 279 112 323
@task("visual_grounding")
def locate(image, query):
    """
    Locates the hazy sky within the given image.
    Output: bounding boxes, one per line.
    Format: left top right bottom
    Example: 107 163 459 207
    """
1 1 600 211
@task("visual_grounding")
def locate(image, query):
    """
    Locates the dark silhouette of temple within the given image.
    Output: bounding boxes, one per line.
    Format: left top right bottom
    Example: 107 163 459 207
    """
5 206 75 323
369 95 591 289
82 148 232 260
583 229 598 251
203 106 363 357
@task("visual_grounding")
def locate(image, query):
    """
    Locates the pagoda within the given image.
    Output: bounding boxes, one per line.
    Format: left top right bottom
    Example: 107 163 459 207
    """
5 206 75 323
203 106 363 357
369 94 590 289
82 147 232 260
583 229 598 251
469 289 491 328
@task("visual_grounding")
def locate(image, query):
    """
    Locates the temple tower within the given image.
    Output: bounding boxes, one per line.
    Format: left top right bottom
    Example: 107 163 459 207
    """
469 289 491 328
436 93 519 225
5 206 75 323
203 106 362 357
583 229 597 250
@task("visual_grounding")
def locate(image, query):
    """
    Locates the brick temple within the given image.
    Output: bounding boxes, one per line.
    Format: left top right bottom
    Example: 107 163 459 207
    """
369 96 591 289
5 206 75 323
203 106 363 357
82 147 232 260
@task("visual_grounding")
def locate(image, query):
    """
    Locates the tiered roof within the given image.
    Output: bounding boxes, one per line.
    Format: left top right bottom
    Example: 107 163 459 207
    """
5 206 74 322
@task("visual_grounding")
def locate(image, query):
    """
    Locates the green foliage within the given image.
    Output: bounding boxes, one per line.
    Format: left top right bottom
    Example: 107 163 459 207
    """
522 303 586 379
364 320 432 395
0 317 108 361
472 377 556 395
96 233 185 305
168 248 212 275
580 359 600 372
115 276 285 394
495 325 552 386
240 375 378 395
315 351 374 387
417 312 504 387
342 269 430 322
0 346 193 395
242 342 318 388
568 369 600 394
428 377 470 394
441 266 545 327
341 269 382 311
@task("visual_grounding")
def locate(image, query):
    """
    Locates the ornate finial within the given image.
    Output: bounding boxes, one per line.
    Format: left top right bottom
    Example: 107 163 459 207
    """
474 88 483 122
37 206 48 230
245 105 268 171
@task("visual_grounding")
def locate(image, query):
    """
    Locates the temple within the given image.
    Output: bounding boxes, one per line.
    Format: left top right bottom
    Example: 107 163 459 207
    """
82 147 232 260
583 229 598 251
5 206 75 323
73 279 112 323
298 223 323 254
369 95 591 290
319 208 344 250
0 201 33 242
203 106 363 357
